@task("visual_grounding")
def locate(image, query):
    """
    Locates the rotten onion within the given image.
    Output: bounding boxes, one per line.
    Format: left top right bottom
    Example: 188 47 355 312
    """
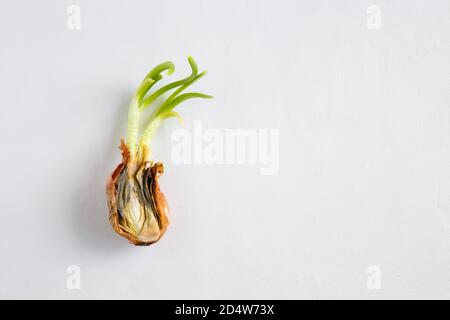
106 57 211 246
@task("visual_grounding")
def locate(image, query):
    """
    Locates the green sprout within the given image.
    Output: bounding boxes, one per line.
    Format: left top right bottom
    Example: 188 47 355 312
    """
126 56 212 161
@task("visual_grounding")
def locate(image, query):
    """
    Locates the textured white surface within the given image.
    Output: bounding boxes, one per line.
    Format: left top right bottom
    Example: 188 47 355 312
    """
0 0 449 299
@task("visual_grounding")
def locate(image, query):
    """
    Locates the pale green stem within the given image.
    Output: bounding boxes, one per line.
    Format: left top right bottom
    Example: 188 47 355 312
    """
126 97 139 158
140 112 183 148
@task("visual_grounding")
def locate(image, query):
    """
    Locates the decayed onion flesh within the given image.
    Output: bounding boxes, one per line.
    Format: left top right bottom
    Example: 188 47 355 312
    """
106 141 170 246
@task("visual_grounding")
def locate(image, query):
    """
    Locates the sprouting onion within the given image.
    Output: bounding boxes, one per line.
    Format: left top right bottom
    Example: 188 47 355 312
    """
106 57 212 246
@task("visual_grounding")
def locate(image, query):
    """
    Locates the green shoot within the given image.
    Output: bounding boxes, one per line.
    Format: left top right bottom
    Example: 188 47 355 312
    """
140 56 199 109
155 92 212 118
125 56 212 161
140 111 184 148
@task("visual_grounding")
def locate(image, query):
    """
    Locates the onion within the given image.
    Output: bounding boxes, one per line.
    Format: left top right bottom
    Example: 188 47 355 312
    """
106 57 211 246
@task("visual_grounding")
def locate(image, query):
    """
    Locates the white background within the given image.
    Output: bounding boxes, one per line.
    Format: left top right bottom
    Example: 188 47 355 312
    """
0 0 449 299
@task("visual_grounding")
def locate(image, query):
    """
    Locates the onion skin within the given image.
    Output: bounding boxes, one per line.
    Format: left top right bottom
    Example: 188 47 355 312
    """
106 140 170 246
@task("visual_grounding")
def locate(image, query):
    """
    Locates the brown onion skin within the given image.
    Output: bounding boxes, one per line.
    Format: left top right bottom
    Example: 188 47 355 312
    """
106 140 170 246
